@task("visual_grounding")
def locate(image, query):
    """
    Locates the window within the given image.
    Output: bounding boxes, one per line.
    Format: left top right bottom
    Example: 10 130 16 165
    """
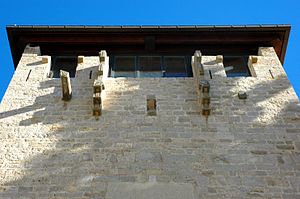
139 56 162 77
223 56 251 77
50 56 77 78
110 55 192 78
113 56 136 77
164 56 188 77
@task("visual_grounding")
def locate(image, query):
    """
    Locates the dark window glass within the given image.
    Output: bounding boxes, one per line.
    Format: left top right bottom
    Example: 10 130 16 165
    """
113 56 136 77
110 55 193 78
138 56 162 77
223 56 251 77
50 56 77 78
164 56 187 77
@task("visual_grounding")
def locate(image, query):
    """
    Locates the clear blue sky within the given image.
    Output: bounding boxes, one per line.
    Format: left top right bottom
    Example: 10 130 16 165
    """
0 0 299 101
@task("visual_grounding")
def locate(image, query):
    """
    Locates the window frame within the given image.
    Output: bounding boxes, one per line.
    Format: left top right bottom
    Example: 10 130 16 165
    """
112 56 137 78
109 55 192 78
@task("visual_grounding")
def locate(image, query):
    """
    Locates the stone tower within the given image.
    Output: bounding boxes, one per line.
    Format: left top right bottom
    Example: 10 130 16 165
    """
0 25 299 199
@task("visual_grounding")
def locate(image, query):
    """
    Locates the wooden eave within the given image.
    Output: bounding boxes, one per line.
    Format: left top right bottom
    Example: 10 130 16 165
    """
6 25 291 69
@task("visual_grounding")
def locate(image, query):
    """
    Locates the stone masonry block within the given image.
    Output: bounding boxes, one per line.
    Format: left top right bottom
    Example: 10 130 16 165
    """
60 70 72 101
201 93 210 105
98 63 104 76
238 91 248 99
216 55 223 64
147 95 157 116
93 78 104 93
247 57 257 77
99 50 107 63
78 56 84 64
202 105 211 116
93 105 102 116
93 93 102 105
200 80 210 93
251 56 258 63
194 50 202 63
258 47 277 57
147 99 156 110
42 57 48 64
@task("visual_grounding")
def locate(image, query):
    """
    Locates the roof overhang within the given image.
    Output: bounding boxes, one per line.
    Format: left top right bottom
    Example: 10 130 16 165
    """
6 25 291 69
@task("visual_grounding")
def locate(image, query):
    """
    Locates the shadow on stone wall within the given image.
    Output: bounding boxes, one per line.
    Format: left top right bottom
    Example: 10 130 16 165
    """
0 71 300 198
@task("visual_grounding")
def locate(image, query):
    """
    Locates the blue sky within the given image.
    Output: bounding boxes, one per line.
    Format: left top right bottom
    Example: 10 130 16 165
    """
0 0 299 101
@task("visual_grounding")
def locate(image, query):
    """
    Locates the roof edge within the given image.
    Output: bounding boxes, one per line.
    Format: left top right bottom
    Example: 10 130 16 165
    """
6 24 291 69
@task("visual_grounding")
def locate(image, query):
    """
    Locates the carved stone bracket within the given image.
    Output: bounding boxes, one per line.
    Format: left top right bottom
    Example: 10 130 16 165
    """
92 50 108 116
60 70 72 101
192 50 211 117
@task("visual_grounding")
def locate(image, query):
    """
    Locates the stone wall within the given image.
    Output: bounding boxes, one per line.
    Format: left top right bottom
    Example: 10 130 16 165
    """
0 46 299 199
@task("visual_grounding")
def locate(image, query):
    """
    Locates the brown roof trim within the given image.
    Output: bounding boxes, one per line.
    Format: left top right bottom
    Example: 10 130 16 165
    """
7 24 291 32
6 25 291 69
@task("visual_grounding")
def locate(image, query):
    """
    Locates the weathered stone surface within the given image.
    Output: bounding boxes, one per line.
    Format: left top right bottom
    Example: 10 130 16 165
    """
93 93 102 105
99 50 107 63
41 56 48 64
194 50 202 62
200 80 210 93
106 182 195 199
77 55 84 64
251 56 258 63
60 70 72 101
0 46 299 199
93 78 104 93
238 91 248 99
216 55 223 63
201 93 210 105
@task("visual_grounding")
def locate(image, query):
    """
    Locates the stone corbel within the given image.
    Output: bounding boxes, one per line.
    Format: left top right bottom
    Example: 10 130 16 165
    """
60 70 72 101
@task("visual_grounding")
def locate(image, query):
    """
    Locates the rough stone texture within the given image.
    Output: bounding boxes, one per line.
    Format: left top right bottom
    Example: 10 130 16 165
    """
0 46 299 199
106 182 195 199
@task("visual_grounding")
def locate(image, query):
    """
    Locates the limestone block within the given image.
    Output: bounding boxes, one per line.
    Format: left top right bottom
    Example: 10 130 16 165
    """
78 56 84 64
238 91 248 99
202 105 211 116
99 50 107 63
251 56 258 63
258 47 277 57
194 50 202 63
216 55 223 64
247 57 257 77
147 110 157 116
60 70 72 101
200 80 210 93
147 95 157 116
93 93 102 105
98 63 104 76
147 99 156 111
93 104 102 116
93 78 104 93
42 57 48 64
201 93 210 105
